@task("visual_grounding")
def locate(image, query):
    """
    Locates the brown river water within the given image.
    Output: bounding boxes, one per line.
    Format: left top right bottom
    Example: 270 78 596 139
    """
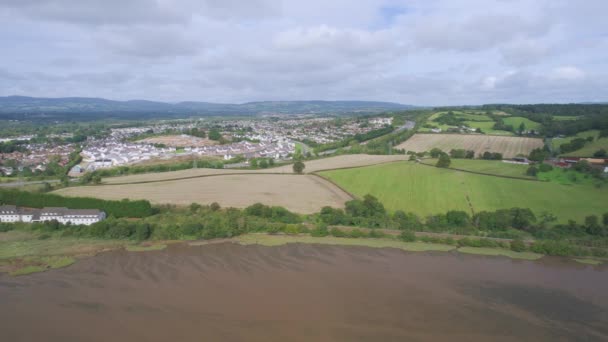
1 243 607 341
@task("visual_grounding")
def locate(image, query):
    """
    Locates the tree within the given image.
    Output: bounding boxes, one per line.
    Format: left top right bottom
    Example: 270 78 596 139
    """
518 122 526 135
208 129 221 141
92 175 102 185
293 161 305 174
429 148 443 158
593 149 607 158
259 159 269 168
250 158 258 168
526 166 538 176
436 153 451 168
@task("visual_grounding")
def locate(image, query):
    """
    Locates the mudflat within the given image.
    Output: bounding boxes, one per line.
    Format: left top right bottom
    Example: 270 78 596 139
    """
1 243 607 341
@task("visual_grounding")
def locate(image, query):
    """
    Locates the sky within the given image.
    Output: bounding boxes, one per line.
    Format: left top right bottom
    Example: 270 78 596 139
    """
0 0 607 106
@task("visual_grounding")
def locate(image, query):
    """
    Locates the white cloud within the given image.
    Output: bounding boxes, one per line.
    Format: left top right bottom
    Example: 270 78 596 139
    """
0 0 607 105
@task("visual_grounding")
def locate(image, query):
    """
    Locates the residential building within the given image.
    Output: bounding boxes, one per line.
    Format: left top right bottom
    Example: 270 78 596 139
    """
0 205 106 226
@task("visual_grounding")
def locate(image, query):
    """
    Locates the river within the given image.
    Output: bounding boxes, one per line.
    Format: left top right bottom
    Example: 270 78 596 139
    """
1 243 607 341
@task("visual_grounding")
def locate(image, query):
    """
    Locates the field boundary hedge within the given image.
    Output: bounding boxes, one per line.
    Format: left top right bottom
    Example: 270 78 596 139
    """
417 161 545 182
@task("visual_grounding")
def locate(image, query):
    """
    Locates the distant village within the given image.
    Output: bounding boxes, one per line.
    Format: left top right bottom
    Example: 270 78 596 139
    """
1 116 393 176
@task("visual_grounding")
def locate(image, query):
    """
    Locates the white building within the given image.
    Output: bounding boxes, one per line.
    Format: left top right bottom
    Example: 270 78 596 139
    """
0 205 106 226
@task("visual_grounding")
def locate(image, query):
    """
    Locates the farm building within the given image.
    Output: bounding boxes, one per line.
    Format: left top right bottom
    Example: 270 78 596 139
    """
0 205 105 225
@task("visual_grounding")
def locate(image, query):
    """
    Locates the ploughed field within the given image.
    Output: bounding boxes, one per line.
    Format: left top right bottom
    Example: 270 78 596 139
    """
319 161 608 222
54 174 353 214
396 134 543 158
101 154 409 185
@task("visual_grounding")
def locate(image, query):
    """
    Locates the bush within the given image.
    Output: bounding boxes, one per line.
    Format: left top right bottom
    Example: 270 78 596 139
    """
526 166 538 176
538 163 553 172
436 153 451 168
399 230 416 242
510 239 526 252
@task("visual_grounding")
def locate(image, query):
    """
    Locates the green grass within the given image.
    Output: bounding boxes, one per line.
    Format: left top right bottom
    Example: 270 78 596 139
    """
235 234 455 252
320 161 608 222
125 244 167 252
551 130 598 150
421 159 533 179
457 247 542 260
8 256 76 276
503 117 542 132
0 234 126 259
574 258 603 265
562 138 608 158
537 168 602 186
461 121 513 135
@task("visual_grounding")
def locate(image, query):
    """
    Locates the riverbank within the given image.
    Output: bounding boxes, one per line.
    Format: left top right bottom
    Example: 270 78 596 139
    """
1 231 605 276
232 234 544 260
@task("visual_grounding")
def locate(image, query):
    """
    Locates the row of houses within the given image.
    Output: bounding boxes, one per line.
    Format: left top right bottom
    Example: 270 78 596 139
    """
0 205 106 226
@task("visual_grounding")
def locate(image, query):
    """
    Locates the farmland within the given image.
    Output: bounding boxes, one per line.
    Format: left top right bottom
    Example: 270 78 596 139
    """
557 130 608 157
503 117 542 132
396 134 543 158
100 154 409 184
419 159 533 179
54 174 353 214
319 161 608 222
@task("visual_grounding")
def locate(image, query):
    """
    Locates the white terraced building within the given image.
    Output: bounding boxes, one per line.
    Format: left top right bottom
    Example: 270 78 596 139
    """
0 205 106 226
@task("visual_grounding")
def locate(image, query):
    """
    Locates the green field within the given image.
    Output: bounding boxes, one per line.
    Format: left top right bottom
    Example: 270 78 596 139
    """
421 159 533 179
551 130 599 151
503 117 542 132
557 130 608 157
319 161 608 222
462 121 513 135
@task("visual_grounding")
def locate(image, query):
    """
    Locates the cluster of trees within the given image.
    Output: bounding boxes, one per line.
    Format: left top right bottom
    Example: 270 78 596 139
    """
433 111 463 126
311 125 396 154
249 158 275 169
0 189 155 218
0 140 28 153
483 104 608 137
559 137 593 153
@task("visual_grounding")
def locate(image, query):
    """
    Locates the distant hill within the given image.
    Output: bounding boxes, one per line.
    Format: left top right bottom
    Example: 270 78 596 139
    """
0 96 415 121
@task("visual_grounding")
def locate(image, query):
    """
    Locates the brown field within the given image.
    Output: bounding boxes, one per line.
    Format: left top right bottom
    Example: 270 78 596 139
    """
138 135 218 147
396 134 543 158
101 154 409 184
54 174 353 214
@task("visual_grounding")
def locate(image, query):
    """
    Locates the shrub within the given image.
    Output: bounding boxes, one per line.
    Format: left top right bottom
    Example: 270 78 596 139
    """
510 239 526 252
399 230 416 242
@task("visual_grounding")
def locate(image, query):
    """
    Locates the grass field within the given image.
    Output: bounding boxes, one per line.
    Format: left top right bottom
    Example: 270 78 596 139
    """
503 117 542 132
462 121 513 135
420 159 533 179
100 154 409 184
551 130 599 151
563 138 608 157
320 161 608 222
396 134 543 158
536 168 604 186
54 174 353 214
